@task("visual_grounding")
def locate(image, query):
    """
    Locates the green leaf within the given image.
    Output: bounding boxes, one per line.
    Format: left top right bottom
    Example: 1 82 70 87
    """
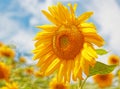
89 61 116 77
95 49 108 55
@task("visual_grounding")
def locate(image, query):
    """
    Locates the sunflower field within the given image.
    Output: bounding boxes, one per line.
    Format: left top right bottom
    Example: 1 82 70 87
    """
0 1 120 89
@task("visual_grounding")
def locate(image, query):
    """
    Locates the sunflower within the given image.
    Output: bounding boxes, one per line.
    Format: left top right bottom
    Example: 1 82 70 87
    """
34 71 44 78
93 73 114 88
25 67 34 75
19 56 26 63
49 78 69 89
0 62 10 81
33 3 104 83
108 54 120 65
0 46 15 58
0 42 4 57
0 42 4 47
1 82 18 89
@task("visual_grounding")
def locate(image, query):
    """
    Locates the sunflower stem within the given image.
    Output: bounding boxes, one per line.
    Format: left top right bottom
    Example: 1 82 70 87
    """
78 79 82 89
80 77 88 89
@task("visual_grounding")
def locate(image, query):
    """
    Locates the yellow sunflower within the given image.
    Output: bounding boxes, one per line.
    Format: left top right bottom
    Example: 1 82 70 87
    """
49 77 69 89
0 46 15 58
33 3 104 82
25 67 34 75
0 42 4 57
1 82 18 89
108 54 120 65
0 42 4 47
34 71 44 78
93 73 114 88
0 62 10 81
19 56 26 63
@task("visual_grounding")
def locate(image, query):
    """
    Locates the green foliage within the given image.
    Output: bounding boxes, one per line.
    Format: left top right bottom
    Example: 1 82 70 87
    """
95 49 108 55
89 61 116 76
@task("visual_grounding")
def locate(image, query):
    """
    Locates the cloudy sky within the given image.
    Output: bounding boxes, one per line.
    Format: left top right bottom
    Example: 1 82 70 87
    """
0 0 120 63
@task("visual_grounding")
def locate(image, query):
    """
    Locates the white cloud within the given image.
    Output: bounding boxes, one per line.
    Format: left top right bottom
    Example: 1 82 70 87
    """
17 0 54 26
10 30 34 52
82 0 120 54
0 14 19 39
0 13 34 52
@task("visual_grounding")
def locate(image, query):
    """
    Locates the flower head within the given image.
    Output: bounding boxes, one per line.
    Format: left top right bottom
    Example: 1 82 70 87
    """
93 73 114 88
108 54 120 65
0 46 15 58
49 78 69 89
33 3 104 83
0 42 4 47
19 56 26 63
25 67 34 75
1 82 18 89
0 62 10 81
34 71 44 78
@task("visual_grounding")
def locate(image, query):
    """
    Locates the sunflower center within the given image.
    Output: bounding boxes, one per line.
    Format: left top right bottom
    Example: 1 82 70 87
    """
59 35 69 48
54 84 66 89
111 58 118 64
0 69 5 79
100 75 108 80
53 25 84 60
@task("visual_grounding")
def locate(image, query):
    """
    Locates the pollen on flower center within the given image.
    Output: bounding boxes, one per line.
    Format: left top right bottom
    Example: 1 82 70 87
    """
100 75 107 80
53 25 84 60
59 35 69 48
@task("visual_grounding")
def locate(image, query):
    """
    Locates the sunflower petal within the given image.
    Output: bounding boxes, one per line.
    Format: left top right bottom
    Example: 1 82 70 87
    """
79 22 96 29
66 60 72 82
39 56 57 74
81 59 89 76
45 58 60 76
42 10 60 25
37 52 55 66
84 33 105 47
36 25 57 32
77 12 93 24
57 60 65 82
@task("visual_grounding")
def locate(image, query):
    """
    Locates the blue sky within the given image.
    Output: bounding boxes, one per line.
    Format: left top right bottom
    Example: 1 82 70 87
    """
0 0 120 63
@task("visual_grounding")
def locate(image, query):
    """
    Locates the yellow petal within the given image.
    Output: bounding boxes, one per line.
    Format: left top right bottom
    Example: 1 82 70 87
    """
45 58 60 76
77 12 93 24
48 6 56 17
81 59 89 76
68 3 75 22
82 49 92 60
79 22 96 29
37 52 55 66
33 44 52 60
73 55 81 81
84 33 104 47
77 68 83 80
36 25 57 32
66 60 72 82
39 56 56 73
57 60 65 82
81 28 97 34
84 43 97 58
73 3 77 12
42 10 60 25
57 3 66 21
